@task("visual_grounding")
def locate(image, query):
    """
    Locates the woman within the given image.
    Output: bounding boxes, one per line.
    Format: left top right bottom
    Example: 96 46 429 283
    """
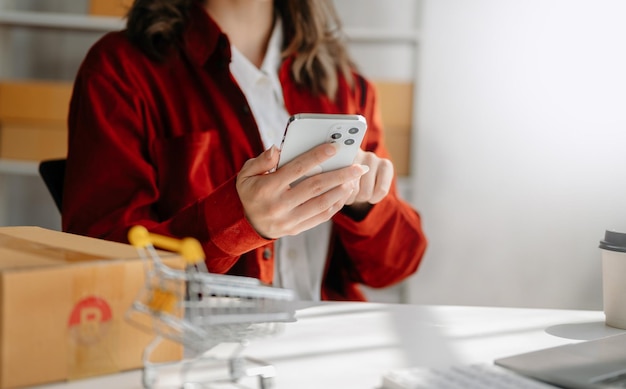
63 0 427 301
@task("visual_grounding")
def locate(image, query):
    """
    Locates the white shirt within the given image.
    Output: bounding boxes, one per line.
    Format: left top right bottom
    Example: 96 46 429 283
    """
229 19 331 301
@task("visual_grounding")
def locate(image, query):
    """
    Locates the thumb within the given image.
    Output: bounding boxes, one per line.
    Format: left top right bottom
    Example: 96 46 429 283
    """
242 146 280 176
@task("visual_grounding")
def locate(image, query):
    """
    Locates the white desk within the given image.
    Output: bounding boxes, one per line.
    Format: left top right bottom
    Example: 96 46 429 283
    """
34 302 623 389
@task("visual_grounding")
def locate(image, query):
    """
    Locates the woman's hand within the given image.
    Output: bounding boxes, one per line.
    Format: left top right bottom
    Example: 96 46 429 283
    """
343 149 395 219
236 144 369 239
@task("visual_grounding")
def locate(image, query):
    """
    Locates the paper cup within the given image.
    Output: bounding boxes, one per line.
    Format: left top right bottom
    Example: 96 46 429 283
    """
599 230 626 329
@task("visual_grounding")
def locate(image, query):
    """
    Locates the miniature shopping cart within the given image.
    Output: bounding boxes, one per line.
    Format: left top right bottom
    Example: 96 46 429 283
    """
126 226 296 389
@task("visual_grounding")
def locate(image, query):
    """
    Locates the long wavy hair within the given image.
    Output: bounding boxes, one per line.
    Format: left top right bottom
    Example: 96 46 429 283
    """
126 0 354 99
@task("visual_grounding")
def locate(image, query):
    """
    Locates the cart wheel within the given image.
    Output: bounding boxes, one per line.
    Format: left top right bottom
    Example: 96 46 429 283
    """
259 376 274 389
142 368 157 389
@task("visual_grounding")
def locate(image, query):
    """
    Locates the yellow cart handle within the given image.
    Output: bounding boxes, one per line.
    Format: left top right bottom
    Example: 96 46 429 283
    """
128 225 204 265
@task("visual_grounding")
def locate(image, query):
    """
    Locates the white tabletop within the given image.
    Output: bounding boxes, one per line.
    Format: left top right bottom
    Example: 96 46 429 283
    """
34 302 623 389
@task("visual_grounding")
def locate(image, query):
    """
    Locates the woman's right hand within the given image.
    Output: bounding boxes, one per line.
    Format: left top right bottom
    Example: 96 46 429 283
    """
236 144 369 239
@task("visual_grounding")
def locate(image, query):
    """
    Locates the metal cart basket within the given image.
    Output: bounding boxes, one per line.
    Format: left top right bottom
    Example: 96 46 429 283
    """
126 226 296 389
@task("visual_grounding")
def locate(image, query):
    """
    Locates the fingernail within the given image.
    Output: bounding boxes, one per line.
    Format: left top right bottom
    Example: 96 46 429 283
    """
352 165 366 178
267 146 276 159
360 164 370 174
325 143 338 156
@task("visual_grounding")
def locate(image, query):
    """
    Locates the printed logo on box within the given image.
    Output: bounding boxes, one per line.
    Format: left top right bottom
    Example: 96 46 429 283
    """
67 296 113 345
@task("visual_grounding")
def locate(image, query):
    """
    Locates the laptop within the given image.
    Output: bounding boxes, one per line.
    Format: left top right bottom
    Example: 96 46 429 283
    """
495 332 626 388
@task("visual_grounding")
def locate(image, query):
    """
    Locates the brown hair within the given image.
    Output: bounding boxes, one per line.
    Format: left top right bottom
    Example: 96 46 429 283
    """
126 0 192 61
126 0 354 99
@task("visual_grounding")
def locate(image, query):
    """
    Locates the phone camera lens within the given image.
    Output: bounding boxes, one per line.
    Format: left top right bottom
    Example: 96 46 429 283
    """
348 127 359 134
331 133 342 139
344 139 355 145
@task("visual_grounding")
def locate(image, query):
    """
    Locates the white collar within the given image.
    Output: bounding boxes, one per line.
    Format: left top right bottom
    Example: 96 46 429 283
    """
229 18 283 97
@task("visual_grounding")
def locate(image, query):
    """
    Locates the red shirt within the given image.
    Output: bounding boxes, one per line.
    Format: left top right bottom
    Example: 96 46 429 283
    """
63 6 427 301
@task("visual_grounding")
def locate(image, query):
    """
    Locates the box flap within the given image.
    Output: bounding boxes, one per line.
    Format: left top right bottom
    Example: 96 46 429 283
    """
0 227 168 271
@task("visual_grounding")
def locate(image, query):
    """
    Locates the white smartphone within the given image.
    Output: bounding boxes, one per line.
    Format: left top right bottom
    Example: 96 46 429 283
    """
276 113 368 184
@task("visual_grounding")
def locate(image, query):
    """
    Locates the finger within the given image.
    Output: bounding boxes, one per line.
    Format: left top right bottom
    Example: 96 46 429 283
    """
344 164 368 205
369 160 394 204
286 183 354 235
344 178 359 205
278 143 337 185
240 146 280 178
354 163 375 203
289 164 366 204
352 147 366 165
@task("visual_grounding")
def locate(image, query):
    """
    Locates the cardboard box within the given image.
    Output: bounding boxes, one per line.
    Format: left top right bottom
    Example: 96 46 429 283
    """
0 81 72 161
0 119 67 160
0 81 72 122
0 227 184 388
384 125 411 177
375 81 414 176
89 0 133 17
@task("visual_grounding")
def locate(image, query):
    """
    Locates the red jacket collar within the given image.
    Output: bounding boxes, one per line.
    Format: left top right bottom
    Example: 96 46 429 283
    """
183 1 230 66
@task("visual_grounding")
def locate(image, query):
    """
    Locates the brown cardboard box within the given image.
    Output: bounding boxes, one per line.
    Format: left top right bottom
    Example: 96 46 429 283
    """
0 226 184 388
375 81 414 176
0 81 72 161
0 120 67 160
89 0 133 17
384 125 411 177
0 81 72 122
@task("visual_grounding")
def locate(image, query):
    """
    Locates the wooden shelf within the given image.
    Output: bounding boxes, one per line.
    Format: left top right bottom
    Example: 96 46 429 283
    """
0 10 419 44
345 27 420 44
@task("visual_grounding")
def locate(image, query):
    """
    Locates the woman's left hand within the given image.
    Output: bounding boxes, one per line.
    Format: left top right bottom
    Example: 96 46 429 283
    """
344 149 394 216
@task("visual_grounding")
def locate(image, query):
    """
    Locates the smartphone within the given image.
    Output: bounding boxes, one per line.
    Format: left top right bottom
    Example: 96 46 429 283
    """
276 113 368 184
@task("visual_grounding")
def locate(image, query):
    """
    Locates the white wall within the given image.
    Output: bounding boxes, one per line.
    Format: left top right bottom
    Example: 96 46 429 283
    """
409 0 626 309
334 0 421 81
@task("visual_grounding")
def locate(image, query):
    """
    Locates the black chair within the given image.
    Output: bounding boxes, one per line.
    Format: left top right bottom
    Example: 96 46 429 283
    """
38 158 66 213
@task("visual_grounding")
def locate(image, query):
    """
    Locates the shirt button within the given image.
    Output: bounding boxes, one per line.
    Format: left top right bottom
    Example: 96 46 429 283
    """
263 247 272 260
